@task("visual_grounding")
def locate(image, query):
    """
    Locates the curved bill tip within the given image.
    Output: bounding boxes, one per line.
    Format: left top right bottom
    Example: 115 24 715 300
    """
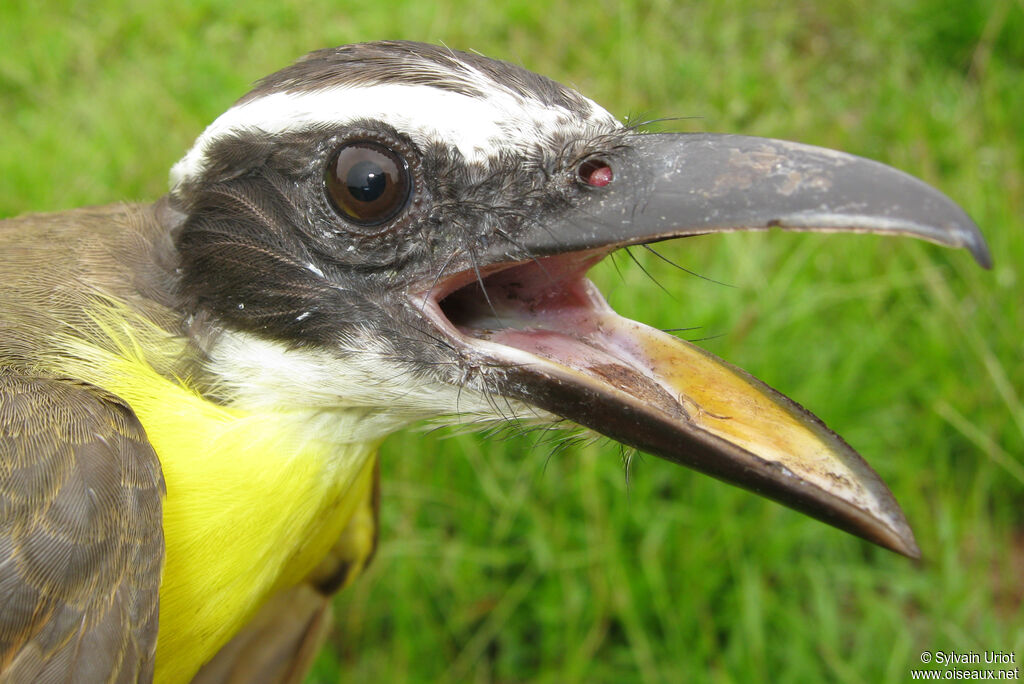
888 527 922 560
963 225 993 269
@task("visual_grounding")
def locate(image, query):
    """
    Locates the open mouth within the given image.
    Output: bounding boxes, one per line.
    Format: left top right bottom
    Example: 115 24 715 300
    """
413 248 921 558
432 251 695 421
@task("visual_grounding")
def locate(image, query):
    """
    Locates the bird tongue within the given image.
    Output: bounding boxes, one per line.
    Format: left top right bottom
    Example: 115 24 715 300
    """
436 252 920 557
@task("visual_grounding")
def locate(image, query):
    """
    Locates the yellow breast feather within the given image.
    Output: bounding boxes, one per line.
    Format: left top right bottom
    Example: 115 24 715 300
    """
48 301 379 682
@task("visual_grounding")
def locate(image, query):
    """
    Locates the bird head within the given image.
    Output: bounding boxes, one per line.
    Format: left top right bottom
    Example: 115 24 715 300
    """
161 41 990 558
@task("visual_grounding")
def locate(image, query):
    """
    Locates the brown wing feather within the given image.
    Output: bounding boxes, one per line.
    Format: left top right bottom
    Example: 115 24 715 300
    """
0 373 165 683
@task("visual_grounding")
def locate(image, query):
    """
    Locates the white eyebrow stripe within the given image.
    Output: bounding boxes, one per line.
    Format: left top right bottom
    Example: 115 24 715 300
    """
170 83 617 188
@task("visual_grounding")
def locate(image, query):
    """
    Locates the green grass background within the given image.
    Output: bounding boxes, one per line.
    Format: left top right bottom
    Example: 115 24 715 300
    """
1 1 1021 681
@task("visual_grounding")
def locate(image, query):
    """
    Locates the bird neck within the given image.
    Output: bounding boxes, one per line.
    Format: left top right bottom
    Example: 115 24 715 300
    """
142 386 380 683
47 303 384 683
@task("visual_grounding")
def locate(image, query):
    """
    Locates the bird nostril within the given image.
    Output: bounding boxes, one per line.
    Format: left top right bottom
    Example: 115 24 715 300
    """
578 159 613 187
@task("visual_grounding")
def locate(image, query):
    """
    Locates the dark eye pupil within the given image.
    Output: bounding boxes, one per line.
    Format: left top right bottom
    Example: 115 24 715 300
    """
347 160 387 202
325 140 412 227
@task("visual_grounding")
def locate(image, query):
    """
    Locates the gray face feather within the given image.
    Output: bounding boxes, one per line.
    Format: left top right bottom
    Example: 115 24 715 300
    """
167 41 622 412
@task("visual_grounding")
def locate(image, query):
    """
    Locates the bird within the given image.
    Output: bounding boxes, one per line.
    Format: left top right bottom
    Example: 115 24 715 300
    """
0 40 991 683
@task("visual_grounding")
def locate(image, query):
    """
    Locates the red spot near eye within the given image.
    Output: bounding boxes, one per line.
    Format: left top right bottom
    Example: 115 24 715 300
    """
579 159 613 187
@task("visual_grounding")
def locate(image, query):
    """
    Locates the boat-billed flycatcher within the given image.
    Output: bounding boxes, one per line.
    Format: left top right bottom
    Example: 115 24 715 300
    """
0 41 990 683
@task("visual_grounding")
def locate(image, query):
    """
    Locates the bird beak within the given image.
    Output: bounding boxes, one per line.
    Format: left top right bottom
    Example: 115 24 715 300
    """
418 132 990 559
527 133 991 268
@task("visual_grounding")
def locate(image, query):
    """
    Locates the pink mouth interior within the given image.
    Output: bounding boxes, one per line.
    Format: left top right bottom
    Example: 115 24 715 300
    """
432 251 683 412
438 252 610 358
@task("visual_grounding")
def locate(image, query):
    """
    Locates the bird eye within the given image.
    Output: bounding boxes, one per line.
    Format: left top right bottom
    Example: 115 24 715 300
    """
325 140 412 226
